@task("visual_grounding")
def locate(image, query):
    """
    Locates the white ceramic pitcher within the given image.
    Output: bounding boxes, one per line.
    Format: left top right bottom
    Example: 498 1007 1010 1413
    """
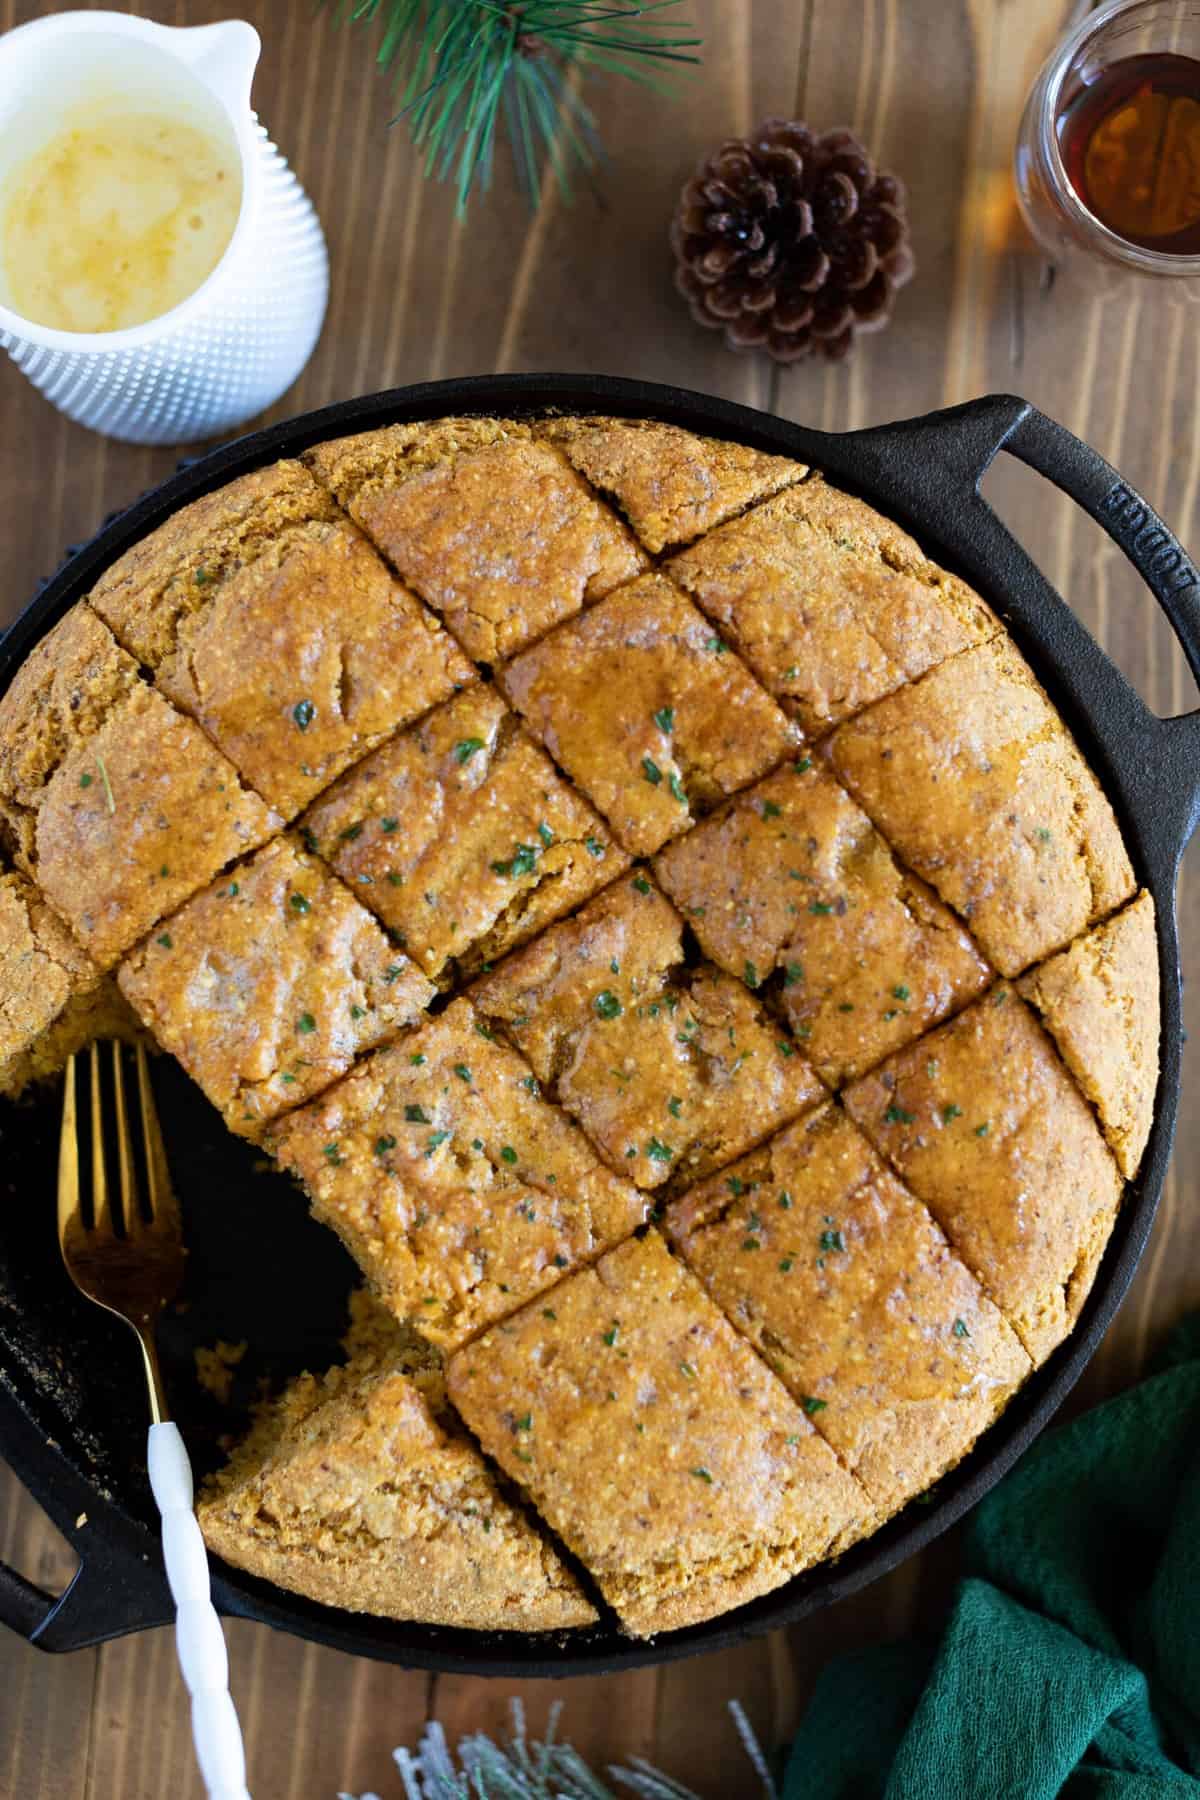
0 12 328 444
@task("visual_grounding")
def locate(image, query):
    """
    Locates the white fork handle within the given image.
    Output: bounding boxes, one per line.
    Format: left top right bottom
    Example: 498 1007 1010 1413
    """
148 1422 252 1800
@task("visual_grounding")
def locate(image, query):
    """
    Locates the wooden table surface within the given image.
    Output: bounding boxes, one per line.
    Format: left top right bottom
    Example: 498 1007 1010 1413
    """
2 1 1198 1793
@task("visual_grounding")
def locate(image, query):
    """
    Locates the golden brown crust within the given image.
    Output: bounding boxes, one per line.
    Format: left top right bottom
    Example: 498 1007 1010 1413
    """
307 423 645 663
447 1230 872 1637
0 869 120 1095
118 836 433 1137
537 415 806 553
268 997 647 1348
828 637 1135 977
1017 891 1158 1179
198 1346 596 1631
471 873 825 1191
89 461 340 666
843 989 1124 1365
654 760 992 1084
667 477 998 735
667 1104 1030 1512
24 685 281 969
0 604 143 809
299 685 626 980
500 573 800 857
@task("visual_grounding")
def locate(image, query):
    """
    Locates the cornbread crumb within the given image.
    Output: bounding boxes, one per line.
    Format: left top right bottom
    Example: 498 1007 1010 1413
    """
448 1230 872 1636
1018 891 1158 1179
194 1339 247 1406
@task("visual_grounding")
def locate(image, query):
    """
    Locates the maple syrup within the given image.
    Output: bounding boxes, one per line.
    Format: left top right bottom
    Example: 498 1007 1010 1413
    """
1058 52 1200 252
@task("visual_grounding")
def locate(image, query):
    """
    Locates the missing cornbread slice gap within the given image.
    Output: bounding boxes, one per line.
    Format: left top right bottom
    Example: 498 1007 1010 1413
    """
197 1297 597 1632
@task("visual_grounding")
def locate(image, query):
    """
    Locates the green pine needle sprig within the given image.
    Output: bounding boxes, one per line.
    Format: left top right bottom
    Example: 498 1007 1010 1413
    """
329 2 702 213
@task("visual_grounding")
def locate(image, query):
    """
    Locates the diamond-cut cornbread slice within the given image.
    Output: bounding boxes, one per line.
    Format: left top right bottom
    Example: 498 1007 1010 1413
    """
667 1104 1030 1512
0 869 135 1097
0 603 143 811
501 573 800 857
827 637 1135 977
197 1343 597 1630
119 836 432 1138
655 759 991 1084
471 874 823 1191
537 415 805 553
1017 891 1158 1180
300 684 625 981
12 682 280 970
269 997 647 1349
667 477 998 735
447 1229 871 1637
88 461 474 820
844 989 1124 1365
305 420 644 663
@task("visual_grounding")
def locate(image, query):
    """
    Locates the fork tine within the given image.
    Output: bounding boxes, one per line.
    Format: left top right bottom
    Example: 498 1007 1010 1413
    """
111 1040 140 1237
136 1042 180 1239
57 1052 81 1241
89 1040 115 1237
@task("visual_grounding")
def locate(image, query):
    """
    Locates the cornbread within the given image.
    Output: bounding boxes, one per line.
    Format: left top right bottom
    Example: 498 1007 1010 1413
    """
197 1340 597 1630
501 572 800 856
537 415 806 553
844 989 1124 1365
300 684 625 980
654 759 991 1083
0 412 1159 1637
447 1230 872 1636
118 836 433 1137
269 997 647 1349
667 1104 1031 1511
306 423 645 662
1018 890 1158 1179
471 874 824 1191
828 636 1135 976
668 477 998 734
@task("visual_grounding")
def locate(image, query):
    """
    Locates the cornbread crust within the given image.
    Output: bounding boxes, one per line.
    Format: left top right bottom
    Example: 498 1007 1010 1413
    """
1017 891 1158 1179
667 1104 1031 1512
667 477 998 735
537 415 806 553
501 573 800 857
0 870 134 1096
88 460 340 667
153 524 474 820
197 1347 597 1631
844 990 1124 1365
471 875 824 1191
0 604 142 809
118 836 433 1138
828 637 1136 977
654 760 992 1084
300 685 626 980
447 1230 872 1637
18 685 280 970
268 998 647 1349
306 424 645 663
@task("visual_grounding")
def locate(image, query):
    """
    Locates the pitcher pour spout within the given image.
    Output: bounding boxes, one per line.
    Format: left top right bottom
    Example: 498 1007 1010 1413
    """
165 19 262 120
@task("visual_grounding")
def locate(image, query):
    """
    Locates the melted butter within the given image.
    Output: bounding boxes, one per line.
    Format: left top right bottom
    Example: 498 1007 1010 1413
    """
0 106 241 333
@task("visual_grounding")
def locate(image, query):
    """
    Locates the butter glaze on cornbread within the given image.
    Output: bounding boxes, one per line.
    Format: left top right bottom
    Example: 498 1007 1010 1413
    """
0 413 1158 1637
448 1230 872 1636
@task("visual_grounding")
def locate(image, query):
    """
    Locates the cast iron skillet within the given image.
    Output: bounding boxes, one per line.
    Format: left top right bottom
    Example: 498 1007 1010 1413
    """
0 376 1197 1677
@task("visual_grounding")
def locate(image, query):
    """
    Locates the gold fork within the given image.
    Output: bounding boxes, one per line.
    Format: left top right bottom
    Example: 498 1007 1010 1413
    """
59 1041 251 1800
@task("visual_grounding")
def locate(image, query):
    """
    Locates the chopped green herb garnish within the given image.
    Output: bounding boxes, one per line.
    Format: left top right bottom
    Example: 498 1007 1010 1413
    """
884 1104 915 1125
801 1395 828 1415
1035 826 1053 843
553 1253 568 1268
339 823 363 843
782 665 798 681
515 1413 532 1432
667 1096 682 1118
491 842 538 878
778 1191 793 1210
837 1002 855 1013
585 835 606 857
296 1013 316 1034
818 1229 845 1253
691 1466 713 1482
794 756 812 773
653 706 674 733
809 899 834 915
225 882 239 898
537 822 554 848
777 1038 796 1056
500 1145 518 1164
289 893 311 914
706 636 726 653
474 1021 495 1041
779 1257 794 1273
744 961 761 989
892 983 911 1002
742 1236 760 1251
762 799 782 818
594 989 622 1019
323 1143 344 1165
405 1105 431 1124
642 756 662 786
380 817 399 833
454 738 485 764
727 1176 745 1197
942 1103 963 1123
293 699 316 731
632 875 652 894
383 964 405 983
679 1361 697 1380
156 932 173 949
953 1317 971 1338
375 1136 396 1156
410 1052 426 1065
646 1137 674 1163
426 1130 451 1153
668 772 687 805
975 1121 991 1137
453 1063 472 1083
783 962 804 986
542 1308 557 1320
603 1324 619 1347
79 773 92 788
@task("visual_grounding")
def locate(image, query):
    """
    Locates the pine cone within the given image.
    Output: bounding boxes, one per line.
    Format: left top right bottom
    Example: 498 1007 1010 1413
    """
670 120 914 363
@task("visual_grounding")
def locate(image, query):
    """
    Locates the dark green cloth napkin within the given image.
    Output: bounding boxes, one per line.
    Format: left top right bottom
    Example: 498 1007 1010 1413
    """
784 1315 1200 1799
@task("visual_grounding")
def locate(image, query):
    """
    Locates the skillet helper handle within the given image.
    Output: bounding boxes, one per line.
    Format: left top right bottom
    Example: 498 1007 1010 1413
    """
1001 405 1200 688
148 1423 251 1800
